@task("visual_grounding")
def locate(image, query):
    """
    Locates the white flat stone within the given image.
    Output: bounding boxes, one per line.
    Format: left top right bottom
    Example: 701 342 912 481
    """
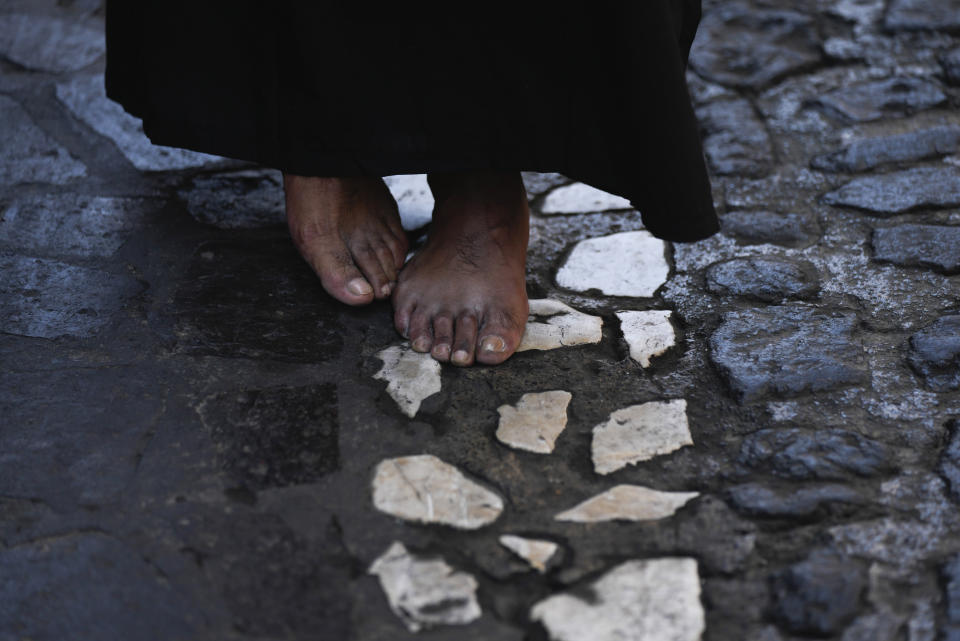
591 400 692 475
556 231 669 297
369 542 482 632
374 344 442 418
530 558 705 641
499 535 559 573
555 485 699 523
0 14 104 73
616 310 676 367
384 174 433 231
517 299 603 352
371 454 503 529
56 75 221 171
542 182 632 214
496 391 572 454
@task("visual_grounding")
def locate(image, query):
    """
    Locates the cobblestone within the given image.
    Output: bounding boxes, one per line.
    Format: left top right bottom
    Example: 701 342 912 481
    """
873 224 960 274
823 166 960 214
705 256 819 302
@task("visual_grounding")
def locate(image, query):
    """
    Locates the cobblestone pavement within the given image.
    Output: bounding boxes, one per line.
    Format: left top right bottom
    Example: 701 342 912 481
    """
2 1 960 640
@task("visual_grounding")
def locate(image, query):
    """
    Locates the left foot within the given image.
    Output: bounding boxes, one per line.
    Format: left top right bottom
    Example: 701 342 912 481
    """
392 170 530 366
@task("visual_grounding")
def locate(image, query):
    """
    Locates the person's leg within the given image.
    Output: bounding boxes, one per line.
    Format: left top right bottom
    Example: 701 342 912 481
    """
284 174 409 305
393 170 529 366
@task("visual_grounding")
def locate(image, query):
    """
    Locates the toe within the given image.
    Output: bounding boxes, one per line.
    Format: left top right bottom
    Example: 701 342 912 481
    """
350 241 392 299
408 310 433 353
476 308 526 365
394 301 414 339
451 313 479 367
373 241 399 294
430 313 454 362
302 240 375 306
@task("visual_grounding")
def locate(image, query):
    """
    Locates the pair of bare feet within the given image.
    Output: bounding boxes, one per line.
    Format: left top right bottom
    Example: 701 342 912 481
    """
283 171 529 366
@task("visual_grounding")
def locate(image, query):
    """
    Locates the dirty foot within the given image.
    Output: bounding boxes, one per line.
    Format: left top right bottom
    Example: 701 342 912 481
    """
284 174 409 305
393 170 530 366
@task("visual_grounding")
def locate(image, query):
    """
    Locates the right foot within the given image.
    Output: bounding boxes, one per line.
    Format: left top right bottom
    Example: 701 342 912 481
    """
283 174 409 305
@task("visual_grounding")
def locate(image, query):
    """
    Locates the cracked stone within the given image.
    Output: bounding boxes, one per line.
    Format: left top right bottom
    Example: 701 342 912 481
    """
57 75 221 171
689 5 821 89
941 422 960 501
540 182 631 214
824 167 960 214
0 194 153 258
884 0 960 32
771 551 866 636
814 77 947 123
616 310 675 368
710 306 867 403
374 344 442 418
556 231 669 297
498 535 559 573
531 558 704 641
516 299 603 352
0 94 86 186
591 399 692 475
944 48 960 86
739 428 892 481
555 485 699 523
0 14 104 73
371 455 503 529
909 316 960 391
495 390 571 454
813 126 960 172
368 542 481 632
383 173 433 231
720 210 820 247
697 98 775 177
873 224 960 275
0 254 143 339
179 170 285 229
728 482 865 518
706 256 819 302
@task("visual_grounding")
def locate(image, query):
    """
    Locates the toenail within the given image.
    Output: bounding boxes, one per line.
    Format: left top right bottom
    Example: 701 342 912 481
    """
433 344 450 359
347 278 373 296
412 336 431 352
480 336 506 353
381 283 394 296
452 349 470 364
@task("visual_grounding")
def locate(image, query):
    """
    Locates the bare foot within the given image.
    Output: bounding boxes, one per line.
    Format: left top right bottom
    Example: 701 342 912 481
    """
284 174 409 305
393 170 529 366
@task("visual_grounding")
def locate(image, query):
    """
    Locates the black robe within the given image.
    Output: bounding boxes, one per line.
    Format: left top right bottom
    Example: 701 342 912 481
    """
105 2 718 242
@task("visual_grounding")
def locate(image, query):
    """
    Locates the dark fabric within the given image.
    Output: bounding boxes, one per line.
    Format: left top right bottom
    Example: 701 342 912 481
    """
105 2 718 242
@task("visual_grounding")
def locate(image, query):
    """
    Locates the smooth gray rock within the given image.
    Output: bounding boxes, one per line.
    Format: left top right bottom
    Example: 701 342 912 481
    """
697 99 774 177
884 0 960 32
812 125 960 172
710 306 867 402
728 483 865 517
872 224 960 274
720 210 820 247
823 166 960 214
909 316 960 391
0 254 143 339
814 77 946 122
944 48 960 85
690 5 821 89
738 428 892 480
942 423 960 502
179 170 285 229
706 256 819 302
0 14 104 73
0 94 86 186
771 551 866 636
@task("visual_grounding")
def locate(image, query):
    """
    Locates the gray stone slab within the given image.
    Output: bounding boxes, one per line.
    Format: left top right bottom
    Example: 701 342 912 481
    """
738 428 892 480
814 77 946 122
705 256 819 302
0 13 104 73
872 224 960 274
941 422 960 502
0 253 143 339
823 166 960 214
770 551 866 636
179 169 285 229
0 94 86 186
696 99 774 177
909 315 960 391
812 125 960 172
56 74 221 171
690 4 821 89
884 0 960 32
720 210 820 247
710 306 867 402
0 194 154 257
728 482 865 517
944 47 960 85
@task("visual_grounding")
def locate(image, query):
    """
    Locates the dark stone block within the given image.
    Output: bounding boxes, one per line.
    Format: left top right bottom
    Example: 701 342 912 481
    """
174 239 344 362
812 125 960 173
710 306 867 402
944 553 960 623
739 428 892 480
823 167 960 214
940 421 960 501
697 99 775 177
706 256 819 302
814 77 946 123
178 169 286 230
676 495 758 573
873 224 960 274
884 0 960 32
944 47 960 85
720 210 820 247
770 551 866 636
909 316 960 391
728 482 864 518
197 384 339 490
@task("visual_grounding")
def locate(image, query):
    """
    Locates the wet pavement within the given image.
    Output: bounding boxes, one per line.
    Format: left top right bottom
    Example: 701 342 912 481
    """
2 1 960 640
